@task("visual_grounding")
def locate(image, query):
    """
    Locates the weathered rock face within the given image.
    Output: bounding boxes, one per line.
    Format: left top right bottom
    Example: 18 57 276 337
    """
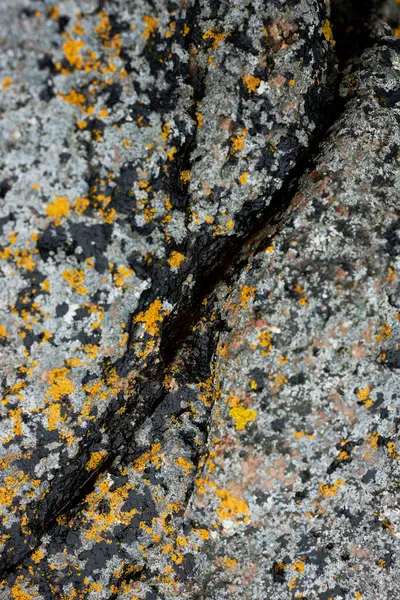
0 0 399 599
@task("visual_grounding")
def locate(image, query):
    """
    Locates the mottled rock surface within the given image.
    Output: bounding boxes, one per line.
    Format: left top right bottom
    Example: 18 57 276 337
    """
0 0 400 599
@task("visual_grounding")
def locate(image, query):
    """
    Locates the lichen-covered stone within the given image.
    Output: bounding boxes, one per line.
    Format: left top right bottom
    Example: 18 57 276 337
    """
178 37 400 600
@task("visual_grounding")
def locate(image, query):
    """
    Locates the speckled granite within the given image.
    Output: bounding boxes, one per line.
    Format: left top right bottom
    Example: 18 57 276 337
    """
0 0 400 599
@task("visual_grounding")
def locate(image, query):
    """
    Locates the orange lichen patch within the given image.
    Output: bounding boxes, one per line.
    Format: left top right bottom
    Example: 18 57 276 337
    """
14 249 37 271
195 111 204 127
387 441 400 460
134 299 168 336
62 269 88 295
45 367 75 401
231 129 247 153
322 19 335 45
239 171 249 184
31 549 44 564
242 74 261 93
0 325 8 339
161 122 171 141
46 196 71 219
217 343 228 358
168 251 185 269
63 39 85 69
180 170 190 183
386 267 396 283
132 443 162 472
258 329 272 355
354 594 363 600
32 183 40 191
0 472 29 508
2 76 13 90
292 560 305 573
288 79 295 86
215 488 250 522
240 285 256 308
202 29 229 51
77 119 87 129
175 456 193 475
57 89 86 108
114 265 133 287
229 405 257 430
294 431 314 439
319 479 345 497
223 557 237 568
9 408 23 437
83 344 99 359
83 478 136 543
142 15 159 40
357 386 373 408
10 579 35 600
73 196 90 215
376 323 392 341
86 451 107 470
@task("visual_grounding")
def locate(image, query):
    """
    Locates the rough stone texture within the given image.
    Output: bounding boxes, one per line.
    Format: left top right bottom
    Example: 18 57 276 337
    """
0 0 400 599
178 37 400 600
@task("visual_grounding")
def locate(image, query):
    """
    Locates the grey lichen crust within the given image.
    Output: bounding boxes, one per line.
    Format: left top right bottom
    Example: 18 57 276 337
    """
0 0 400 599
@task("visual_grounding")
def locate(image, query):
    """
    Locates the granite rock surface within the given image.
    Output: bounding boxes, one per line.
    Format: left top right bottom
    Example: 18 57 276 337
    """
0 0 399 599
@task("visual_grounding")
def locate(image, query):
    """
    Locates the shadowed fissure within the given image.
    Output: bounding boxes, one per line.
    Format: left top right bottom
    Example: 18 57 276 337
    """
0 0 382 584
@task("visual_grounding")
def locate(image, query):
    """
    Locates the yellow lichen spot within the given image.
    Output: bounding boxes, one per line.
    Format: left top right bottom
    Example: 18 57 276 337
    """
294 431 314 439
83 344 99 359
142 15 159 40
175 456 193 475
202 29 229 51
134 299 168 336
31 548 44 564
216 488 250 522
180 170 190 183
319 479 345 497
41 330 53 343
86 451 107 471
132 443 162 472
376 323 392 342
40 279 50 292
355 594 363 600
258 329 272 355
62 269 88 295
322 19 336 45
73 196 90 215
114 265 133 287
240 285 256 308
292 560 305 573
289 79 295 86
168 251 185 270
32 183 40 191
357 385 373 408
223 557 237 568
77 120 87 129
161 123 171 141
63 39 85 69
229 405 257 430
166 146 177 161
57 89 86 107
232 130 247 153
2 76 13 90
195 111 204 127
217 343 228 358
198 528 209 540
0 325 8 339
239 171 249 184
176 536 188 547
10 580 34 600
46 196 71 219
46 368 75 401
242 74 261 93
